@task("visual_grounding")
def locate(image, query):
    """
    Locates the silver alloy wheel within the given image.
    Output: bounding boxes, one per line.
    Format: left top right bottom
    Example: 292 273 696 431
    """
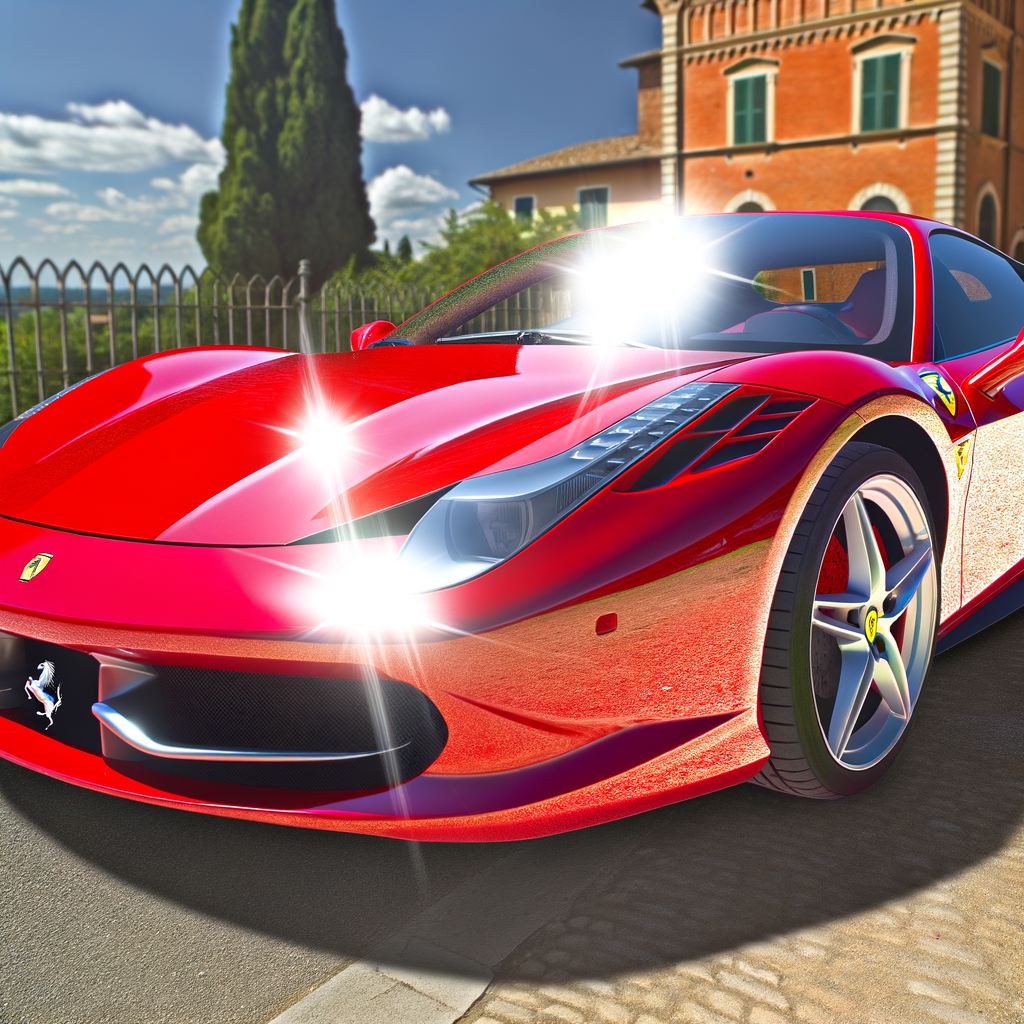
810 473 937 770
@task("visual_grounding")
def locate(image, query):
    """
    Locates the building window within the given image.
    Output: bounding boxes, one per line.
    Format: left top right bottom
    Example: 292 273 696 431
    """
860 195 900 212
801 269 817 301
861 54 901 131
579 186 609 229
513 196 535 221
734 75 767 144
736 201 764 212
724 59 777 146
978 193 998 245
982 60 1002 138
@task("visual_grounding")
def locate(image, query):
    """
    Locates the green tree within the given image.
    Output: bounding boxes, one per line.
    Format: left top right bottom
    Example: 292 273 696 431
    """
333 201 579 298
198 0 374 289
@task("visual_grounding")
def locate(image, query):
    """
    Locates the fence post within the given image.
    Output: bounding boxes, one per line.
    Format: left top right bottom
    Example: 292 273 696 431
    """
297 259 313 354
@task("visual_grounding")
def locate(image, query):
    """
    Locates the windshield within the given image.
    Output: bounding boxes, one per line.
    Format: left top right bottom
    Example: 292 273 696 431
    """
390 214 915 361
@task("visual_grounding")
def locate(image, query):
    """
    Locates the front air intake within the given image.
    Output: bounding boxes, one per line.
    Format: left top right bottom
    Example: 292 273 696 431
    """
99 666 449 790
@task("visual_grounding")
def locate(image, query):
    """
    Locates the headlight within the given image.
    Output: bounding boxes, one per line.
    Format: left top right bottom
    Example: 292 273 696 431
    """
398 381 738 590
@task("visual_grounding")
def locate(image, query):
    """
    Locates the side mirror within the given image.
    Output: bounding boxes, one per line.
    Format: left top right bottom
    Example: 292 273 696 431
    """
350 320 396 352
966 326 1024 398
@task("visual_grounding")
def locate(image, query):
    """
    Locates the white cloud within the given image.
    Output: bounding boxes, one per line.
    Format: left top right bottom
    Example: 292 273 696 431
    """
0 100 224 173
360 95 451 143
152 161 220 201
44 161 218 231
65 100 149 127
367 165 458 224
0 178 70 197
0 196 16 207
46 199 134 223
158 214 198 234
0 209 18 219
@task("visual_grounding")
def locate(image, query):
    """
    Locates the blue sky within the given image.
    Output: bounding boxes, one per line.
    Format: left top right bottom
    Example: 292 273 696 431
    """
0 0 661 274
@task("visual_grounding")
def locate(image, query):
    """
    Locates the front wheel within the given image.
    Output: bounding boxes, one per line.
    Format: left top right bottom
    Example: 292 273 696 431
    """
753 442 939 798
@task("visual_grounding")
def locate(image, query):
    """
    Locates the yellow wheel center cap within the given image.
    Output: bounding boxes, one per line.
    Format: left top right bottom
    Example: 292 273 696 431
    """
865 608 878 643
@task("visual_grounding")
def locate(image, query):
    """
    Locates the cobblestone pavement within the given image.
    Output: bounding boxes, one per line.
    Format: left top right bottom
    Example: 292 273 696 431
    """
1 610 1021 1024
461 610 1024 1024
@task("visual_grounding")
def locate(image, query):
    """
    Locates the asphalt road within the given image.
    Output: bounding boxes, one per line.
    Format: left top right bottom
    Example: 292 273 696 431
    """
1 609 1022 1024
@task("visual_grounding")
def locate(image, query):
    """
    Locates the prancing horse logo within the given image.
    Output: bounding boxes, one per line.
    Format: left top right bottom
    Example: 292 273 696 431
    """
25 661 61 729
20 553 53 582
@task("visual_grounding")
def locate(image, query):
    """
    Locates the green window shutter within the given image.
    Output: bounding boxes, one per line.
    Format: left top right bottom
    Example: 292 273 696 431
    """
734 75 767 144
983 62 1001 137
861 54 901 131
751 75 767 142
861 58 878 131
734 77 750 143
881 54 900 129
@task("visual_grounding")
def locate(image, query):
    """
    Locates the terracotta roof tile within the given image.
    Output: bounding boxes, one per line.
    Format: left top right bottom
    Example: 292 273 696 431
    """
469 134 658 184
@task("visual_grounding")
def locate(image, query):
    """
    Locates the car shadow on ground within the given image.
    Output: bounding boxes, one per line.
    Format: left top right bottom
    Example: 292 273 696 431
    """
2 608 1022 979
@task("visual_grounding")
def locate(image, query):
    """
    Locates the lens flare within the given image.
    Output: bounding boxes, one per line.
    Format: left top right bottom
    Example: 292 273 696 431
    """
573 222 710 346
301 539 427 637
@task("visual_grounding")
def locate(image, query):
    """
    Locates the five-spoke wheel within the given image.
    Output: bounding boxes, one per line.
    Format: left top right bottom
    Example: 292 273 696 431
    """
754 442 939 798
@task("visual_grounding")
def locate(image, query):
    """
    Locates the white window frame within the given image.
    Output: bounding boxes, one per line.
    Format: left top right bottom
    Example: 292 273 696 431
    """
801 268 817 301
724 189 776 212
512 194 537 220
577 185 611 229
981 52 1006 139
851 39 915 134
725 64 777 146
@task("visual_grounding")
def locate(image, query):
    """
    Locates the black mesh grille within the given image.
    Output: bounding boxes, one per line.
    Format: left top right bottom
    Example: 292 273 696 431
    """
106 667 448 791
1 629 448 792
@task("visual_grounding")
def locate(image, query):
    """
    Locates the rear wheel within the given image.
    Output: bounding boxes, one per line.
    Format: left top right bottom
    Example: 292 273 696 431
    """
753 442 938 798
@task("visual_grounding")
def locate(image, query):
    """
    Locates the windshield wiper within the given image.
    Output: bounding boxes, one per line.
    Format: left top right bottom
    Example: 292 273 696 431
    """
435 330 644 347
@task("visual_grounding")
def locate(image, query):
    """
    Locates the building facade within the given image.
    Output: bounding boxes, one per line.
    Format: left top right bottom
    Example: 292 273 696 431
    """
472 0 1024 256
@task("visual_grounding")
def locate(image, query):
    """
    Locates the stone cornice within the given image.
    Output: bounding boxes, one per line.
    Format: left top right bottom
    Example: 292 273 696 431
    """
660 0 1016 62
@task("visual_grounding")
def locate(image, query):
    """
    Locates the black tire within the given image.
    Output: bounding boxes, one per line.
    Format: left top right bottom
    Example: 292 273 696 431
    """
752 441 939 799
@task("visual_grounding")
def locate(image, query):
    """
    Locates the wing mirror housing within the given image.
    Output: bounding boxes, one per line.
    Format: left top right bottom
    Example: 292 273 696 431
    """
966 326 1024 398
350 320 396 352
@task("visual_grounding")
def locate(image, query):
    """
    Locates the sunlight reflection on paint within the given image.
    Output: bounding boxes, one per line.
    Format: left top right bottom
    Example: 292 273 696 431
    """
313 542 427 635
299 409 356 470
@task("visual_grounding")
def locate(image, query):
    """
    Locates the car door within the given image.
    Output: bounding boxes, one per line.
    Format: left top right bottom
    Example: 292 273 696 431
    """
928 231 1024 606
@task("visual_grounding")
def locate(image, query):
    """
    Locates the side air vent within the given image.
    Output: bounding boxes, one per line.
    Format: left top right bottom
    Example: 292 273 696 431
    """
631 394 814 489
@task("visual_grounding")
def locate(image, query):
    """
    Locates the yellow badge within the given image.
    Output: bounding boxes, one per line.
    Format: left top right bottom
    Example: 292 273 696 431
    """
953 437 971 479
20 553 53 582
920 371 957 417
865 608 878 644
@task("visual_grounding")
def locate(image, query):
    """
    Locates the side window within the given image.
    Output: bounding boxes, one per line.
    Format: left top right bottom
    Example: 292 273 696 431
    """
931 232 1024 359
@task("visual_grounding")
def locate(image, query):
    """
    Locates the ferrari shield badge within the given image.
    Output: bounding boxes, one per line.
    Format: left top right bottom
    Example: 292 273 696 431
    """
20 553 52 582
864 609 878 643
25 661 61 729
920 371 957 417
954 437 971 479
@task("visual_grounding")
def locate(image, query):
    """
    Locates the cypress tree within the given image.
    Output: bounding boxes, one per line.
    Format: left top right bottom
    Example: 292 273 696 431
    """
198 0 374 289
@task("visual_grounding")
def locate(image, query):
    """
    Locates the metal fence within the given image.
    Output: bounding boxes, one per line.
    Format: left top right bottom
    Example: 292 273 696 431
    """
0 257 438 423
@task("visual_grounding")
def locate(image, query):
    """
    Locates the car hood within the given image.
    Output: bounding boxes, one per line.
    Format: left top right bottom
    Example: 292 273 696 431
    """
0 345 754 545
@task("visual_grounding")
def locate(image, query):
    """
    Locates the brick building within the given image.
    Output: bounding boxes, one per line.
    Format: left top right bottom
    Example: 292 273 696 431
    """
472 0 1024 256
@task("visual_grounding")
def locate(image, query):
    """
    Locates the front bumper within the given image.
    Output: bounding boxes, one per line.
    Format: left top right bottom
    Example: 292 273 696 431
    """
0 513 773 840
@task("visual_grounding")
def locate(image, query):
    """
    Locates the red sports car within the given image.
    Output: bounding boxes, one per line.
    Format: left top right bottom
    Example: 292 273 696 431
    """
1 211 1022 841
